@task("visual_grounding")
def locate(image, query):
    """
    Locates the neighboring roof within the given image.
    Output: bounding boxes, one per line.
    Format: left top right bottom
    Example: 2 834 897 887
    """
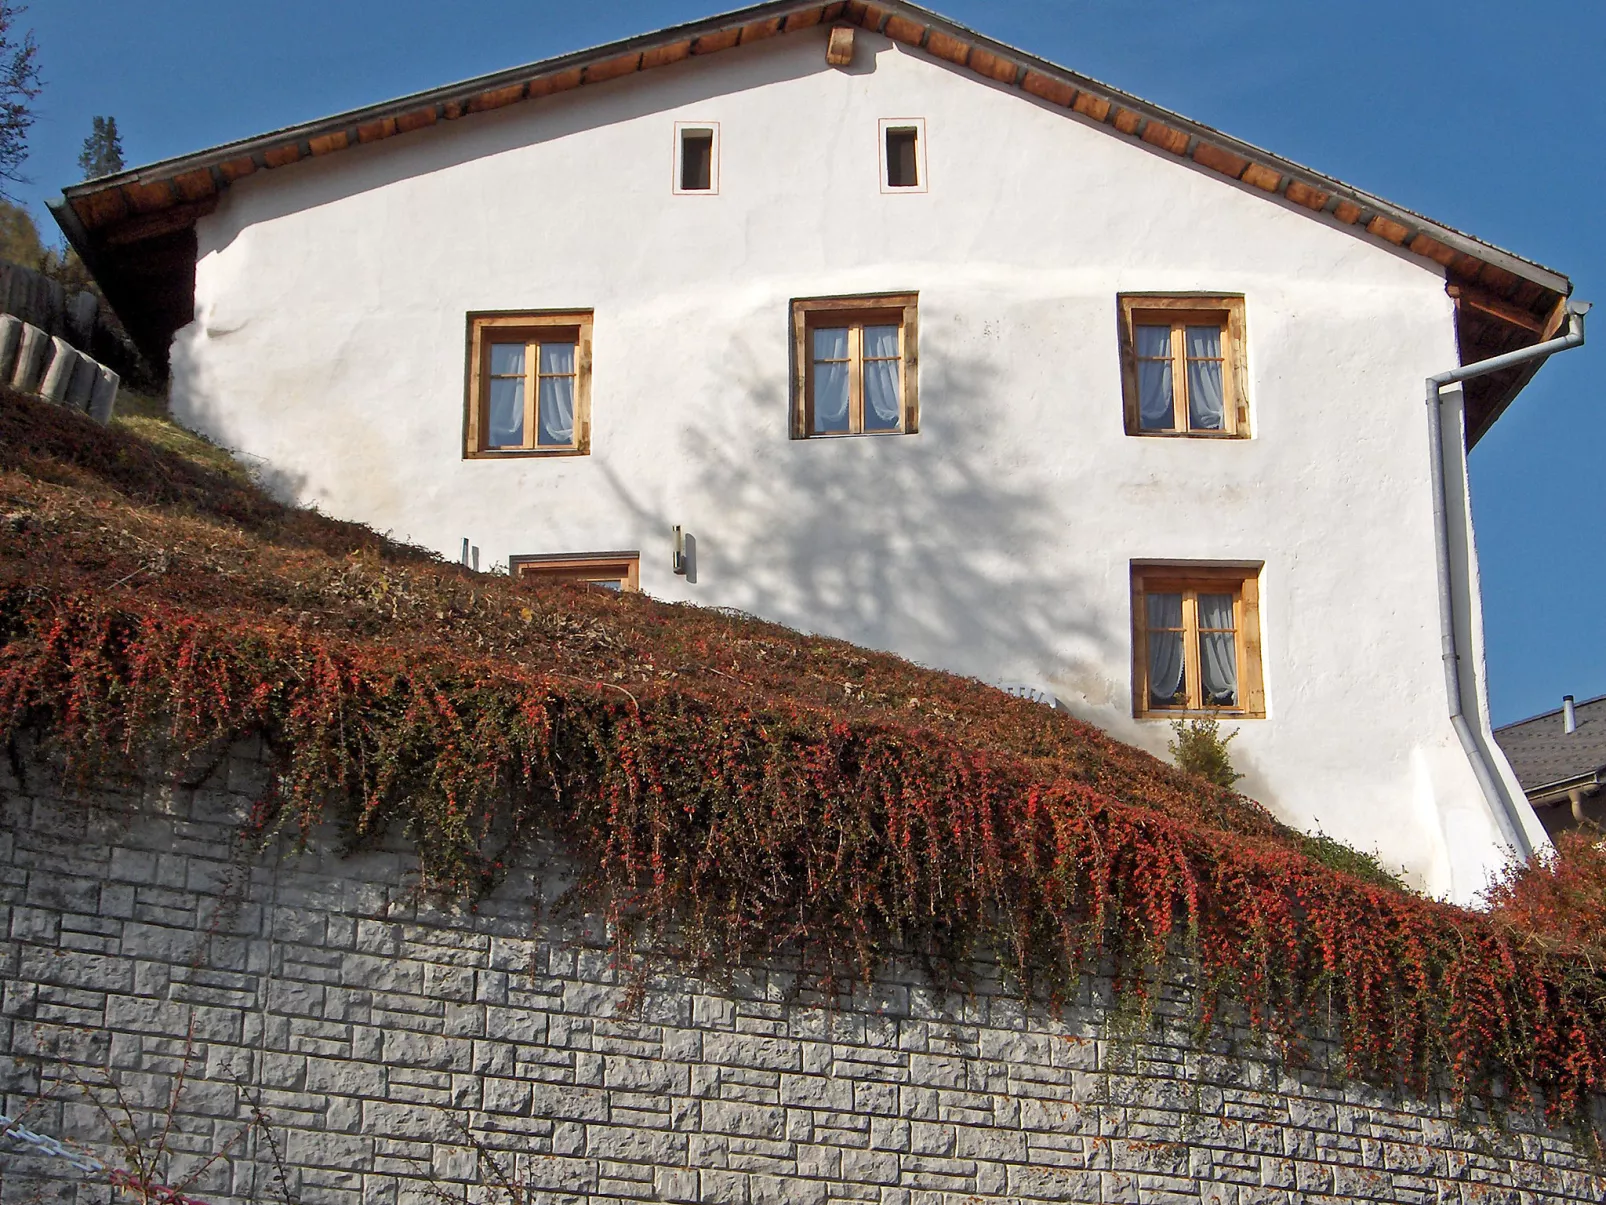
1495 695 1606 799
49 0 1572 440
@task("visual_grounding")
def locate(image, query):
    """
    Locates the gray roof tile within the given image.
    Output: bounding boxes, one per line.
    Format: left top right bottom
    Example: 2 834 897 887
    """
1494 694 1606 793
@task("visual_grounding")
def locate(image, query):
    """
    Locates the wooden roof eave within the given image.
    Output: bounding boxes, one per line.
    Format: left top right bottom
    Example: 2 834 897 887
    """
52 0 1574 385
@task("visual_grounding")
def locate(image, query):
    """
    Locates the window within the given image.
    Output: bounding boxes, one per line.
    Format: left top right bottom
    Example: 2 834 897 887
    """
790 294 919 438
674 122 719 194
879 118 927 193
1131 563 1265 718
510 552 639 592
465 312 593 457
1118 295 1248 436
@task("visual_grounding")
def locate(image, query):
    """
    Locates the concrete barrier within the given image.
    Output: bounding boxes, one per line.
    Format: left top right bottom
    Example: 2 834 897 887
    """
10 321 47 392
38 336 80 404
0 318 121 422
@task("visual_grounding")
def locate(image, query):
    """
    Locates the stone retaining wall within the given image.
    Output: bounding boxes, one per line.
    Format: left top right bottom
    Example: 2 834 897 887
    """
1 745 1602 1204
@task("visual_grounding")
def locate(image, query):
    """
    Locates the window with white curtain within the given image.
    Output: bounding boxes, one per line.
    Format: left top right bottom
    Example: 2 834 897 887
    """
1131 563 1265 718
790 294 919 438
1119 295 1248 437
465 311 593 457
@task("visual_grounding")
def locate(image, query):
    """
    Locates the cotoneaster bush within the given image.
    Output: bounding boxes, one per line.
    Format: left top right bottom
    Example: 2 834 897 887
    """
1486 827 1606 957
2 387 1605 1139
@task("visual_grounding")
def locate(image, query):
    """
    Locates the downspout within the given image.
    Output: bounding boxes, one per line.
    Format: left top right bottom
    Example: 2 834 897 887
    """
1426 299 1589 858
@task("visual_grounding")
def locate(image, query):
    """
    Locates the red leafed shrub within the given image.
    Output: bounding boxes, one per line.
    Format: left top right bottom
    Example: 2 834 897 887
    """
1486 828 1606 957
3 589 1606 1136
2 388 1605 1136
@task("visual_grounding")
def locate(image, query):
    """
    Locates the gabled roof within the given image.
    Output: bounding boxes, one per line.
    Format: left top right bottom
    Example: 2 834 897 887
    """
50 0 1571 441
1495 695 1606 800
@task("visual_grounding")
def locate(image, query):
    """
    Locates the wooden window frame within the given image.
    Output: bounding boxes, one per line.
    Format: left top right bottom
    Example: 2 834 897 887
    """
790 293 919 439
465 311 594 459
878 118 928 194
673 121 720 195
1131 561 1265 719
510 551 640 592
1118 294 1249 437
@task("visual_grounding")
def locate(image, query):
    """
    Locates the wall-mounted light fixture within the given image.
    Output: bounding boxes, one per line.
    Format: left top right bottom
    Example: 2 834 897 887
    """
672 525 688 575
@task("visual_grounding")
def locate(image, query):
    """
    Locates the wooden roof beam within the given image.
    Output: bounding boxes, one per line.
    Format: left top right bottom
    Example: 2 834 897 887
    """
1449 284 1547 336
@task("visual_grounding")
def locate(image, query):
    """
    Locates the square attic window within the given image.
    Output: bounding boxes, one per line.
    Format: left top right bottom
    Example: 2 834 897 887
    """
880 119 926 192
675 123 718 194
886 128 918 187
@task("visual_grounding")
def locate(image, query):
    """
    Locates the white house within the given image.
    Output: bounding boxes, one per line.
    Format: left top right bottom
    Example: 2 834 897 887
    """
52 1 1583 902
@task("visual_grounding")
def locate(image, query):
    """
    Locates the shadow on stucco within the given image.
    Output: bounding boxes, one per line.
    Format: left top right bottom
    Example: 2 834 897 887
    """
601 332 1110 689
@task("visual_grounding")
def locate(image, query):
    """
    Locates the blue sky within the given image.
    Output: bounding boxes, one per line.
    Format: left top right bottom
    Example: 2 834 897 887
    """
15 1 1605 726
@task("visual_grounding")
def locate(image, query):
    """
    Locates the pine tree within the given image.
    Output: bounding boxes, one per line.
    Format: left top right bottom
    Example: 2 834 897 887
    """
0 2 41 201
79 115 124 180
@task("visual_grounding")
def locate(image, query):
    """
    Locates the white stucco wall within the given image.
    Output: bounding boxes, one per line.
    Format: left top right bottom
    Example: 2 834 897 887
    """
170 27 1523 901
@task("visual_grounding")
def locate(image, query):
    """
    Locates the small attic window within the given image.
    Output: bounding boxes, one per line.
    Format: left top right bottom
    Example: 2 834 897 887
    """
675 123 718 194
880 119 927 193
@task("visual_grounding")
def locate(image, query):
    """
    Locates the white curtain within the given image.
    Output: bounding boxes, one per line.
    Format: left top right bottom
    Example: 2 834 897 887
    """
863 325 901 430
1146 593 1185 706
538 342 576 446
1197 592 1238 705
1135 326 1174 430
813 328 850 433
488 343 525 447
1185 326 1225 431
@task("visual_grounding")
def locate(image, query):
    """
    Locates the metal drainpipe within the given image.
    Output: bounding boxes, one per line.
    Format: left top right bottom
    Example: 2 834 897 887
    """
1426 299 1589 858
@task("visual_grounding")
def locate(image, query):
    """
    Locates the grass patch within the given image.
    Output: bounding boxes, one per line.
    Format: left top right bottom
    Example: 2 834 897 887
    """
110 389 252 482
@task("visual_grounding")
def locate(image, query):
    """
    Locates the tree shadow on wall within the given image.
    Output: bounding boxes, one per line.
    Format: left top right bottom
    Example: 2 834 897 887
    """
603 328 1110 688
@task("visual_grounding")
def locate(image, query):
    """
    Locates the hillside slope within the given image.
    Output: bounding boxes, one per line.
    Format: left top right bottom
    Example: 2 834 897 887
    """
1 388 1603 1132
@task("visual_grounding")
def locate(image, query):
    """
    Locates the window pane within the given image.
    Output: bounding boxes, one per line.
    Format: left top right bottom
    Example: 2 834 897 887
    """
490 343 525 377
1145 592 1185 707
1197 592 1235 631
813 363 850 432
681 130 713 191
886 128 919 187
1148 631 1186 707
863 325 901 431
863 361 900 431
1135 325 1172 359
814 327 848 360
539 342 575 377
1137 360 1174 430
1185 326 1225 431
813 327 850 433
488 377 525 447
864 325 899 359
537 342 577 446
538 376 575 446
1184 325 1221 360
1198 592 1237 708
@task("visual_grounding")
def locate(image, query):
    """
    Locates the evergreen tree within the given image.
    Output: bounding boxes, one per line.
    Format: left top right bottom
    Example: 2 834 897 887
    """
79 115 124 180
0 2 40 201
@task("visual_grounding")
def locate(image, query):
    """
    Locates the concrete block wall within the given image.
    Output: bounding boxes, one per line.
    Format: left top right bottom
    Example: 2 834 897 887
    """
1 744 1602 1204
